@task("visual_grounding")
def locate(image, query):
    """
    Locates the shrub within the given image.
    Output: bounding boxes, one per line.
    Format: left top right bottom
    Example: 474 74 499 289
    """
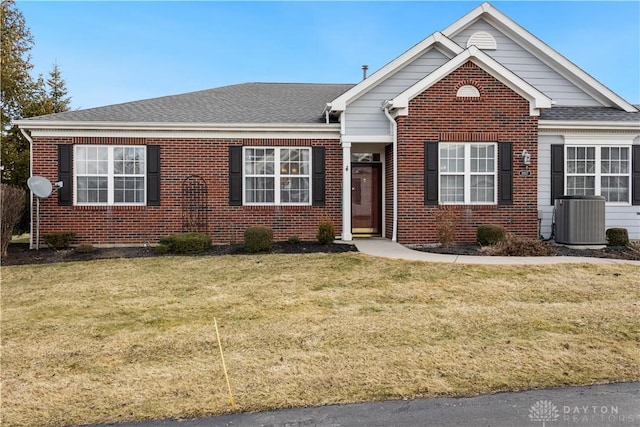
316 218 335 245
43 232 76 250
489 234 554 257
75 243 94 253
158 232 211 254
244 226 273 253
433 206 459 248
155 244 170 255
1 184 26 257
477 224 506 246
287 235 301 244
606 228 629 247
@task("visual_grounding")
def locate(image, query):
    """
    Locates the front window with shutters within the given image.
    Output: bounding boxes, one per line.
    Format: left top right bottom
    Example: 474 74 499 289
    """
566 145 630 204
74 145 146 205
243 147 311 205
439 143 497 204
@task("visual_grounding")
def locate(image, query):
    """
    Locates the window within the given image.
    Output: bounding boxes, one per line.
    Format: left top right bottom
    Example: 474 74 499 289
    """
243 147 311 205
439 143 496 204
566 146 630 203
74 145 146 205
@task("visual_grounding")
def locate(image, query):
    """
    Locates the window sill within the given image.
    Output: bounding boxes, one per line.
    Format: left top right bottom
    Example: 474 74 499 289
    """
73 205 148 210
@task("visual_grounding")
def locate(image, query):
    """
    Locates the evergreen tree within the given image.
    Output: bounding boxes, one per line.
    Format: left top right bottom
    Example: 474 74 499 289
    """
0 0 34 133
47 62 71 113
1 0 72 232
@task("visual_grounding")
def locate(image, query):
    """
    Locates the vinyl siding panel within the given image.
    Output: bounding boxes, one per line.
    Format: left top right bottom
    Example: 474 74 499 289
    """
538 135 561 239
344 48 451 136
452 19 602 107
538 136 640 240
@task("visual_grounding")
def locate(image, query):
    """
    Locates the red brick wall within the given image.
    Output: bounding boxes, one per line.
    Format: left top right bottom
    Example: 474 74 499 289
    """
395 61 539 244
31 136 342 246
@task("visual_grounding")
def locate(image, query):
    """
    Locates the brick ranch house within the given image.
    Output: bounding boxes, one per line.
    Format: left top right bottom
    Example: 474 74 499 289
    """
15 2 640 248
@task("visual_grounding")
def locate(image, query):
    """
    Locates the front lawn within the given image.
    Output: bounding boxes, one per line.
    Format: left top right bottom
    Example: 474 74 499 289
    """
2 253 638 426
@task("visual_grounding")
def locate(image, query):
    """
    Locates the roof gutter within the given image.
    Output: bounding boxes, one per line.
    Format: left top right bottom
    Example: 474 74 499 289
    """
13 120 341 132
382 100 398 242
539 120 640 131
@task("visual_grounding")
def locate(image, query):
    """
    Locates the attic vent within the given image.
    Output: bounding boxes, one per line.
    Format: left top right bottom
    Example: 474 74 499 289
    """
457 85 480 98
467 31 497 50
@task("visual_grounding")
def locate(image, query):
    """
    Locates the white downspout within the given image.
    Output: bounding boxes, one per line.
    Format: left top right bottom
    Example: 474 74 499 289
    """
20 128 34 249
382 102 398 242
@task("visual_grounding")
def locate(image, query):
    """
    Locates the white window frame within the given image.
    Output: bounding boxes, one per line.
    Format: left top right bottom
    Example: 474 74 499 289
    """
565 143 631 205
439 142 497 205
73 145 146 206
242 147 312 206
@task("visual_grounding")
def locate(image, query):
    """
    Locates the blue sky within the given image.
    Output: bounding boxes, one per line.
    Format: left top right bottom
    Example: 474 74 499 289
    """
18 1 640 110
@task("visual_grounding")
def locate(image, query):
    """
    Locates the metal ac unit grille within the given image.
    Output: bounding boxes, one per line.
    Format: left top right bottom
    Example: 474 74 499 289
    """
554 196 606 245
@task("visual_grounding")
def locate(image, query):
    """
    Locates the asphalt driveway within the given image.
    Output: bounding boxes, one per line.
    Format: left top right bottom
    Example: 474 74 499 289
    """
89 381 639 427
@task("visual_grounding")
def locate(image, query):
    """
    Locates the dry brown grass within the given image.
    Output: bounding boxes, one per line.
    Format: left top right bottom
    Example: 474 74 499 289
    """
2 253 639 427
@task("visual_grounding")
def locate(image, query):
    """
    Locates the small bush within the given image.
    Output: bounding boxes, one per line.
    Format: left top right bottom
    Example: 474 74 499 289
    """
43 232 75 250
606 228 629 247
477 224 506 246
317 218 335 245
75 243 94 254
244 226 273 253
1 184 26 257
287 236 301 244
489 234 555 257
155 244 170 255
158 232 211 254
433 206 460 248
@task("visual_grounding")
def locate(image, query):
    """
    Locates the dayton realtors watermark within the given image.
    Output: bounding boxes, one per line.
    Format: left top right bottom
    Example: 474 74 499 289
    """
529 400 636 425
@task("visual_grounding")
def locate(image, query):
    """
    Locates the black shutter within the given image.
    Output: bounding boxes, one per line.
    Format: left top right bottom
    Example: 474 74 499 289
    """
146 145 160 206
57 144 72 206
632 145 640 205
229 146 242 206
312 146 326 206
424 141 438 205
551 144 564 205
498 142 513 205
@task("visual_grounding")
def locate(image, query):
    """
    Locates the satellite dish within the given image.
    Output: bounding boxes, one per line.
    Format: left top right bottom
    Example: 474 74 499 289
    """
27 176 53 198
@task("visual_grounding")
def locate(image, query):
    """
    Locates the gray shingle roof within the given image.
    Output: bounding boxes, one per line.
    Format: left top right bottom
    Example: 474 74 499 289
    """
22 83 355 124
540 106 640 122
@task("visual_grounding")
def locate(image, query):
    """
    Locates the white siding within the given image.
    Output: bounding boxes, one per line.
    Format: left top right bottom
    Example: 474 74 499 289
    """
344 48 450 136
538 135 640 240
452 19 603 107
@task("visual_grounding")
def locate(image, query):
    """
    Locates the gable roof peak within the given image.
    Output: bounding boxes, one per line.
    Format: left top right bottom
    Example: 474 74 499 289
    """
443 2 637 112
328 31 462 112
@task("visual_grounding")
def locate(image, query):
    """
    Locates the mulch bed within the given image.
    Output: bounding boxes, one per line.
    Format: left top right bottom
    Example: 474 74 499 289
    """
410 242 640 261
4 240 639 266
2 241 358 266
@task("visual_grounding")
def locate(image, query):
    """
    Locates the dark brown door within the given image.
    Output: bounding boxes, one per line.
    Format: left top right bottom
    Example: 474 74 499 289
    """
352 163 382 235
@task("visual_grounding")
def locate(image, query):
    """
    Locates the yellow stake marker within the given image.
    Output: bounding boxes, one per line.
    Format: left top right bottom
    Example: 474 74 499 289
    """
214 317 235 408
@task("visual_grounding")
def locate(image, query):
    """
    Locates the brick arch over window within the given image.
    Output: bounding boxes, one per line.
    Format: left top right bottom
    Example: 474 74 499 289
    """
454 80 482 98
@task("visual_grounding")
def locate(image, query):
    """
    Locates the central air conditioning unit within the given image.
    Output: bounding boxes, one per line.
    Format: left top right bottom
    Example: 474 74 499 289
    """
554 195 606 245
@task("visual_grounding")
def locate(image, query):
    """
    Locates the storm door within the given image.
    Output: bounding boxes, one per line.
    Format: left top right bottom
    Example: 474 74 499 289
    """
351 163 382 235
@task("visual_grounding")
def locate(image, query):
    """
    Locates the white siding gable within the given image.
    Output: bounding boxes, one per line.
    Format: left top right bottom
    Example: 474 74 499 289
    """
344 47 450 136
451 19 602 107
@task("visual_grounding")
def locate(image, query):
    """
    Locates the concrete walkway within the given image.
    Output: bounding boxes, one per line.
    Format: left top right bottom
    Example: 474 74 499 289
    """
352 238 640 265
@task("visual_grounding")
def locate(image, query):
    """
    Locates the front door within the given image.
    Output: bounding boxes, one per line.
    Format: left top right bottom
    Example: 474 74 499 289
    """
351 163 382 235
